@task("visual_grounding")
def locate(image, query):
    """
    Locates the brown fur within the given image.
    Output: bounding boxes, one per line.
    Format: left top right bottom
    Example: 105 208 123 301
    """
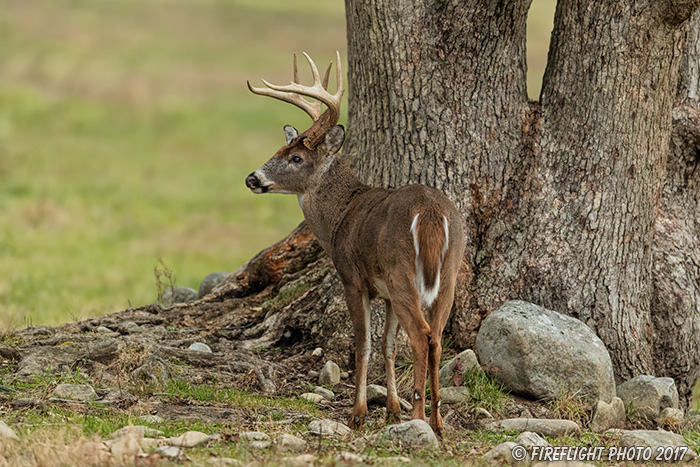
415 208 447 291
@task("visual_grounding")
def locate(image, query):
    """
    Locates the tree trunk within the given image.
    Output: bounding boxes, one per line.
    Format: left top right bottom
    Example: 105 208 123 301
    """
342 0 700 404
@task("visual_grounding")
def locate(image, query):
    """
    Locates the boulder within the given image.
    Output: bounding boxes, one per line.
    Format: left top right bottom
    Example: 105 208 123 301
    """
198 272 230 298
51 383 97 402
318 361 341 386
657 407 684 427
616 375 679 420
482 442 520 464
515 431 550 448
374 420 439 448
276 433 307 453
160 286 198 305
438 349 480 387
476 300 615 408
367 384 388 405
616 430 696 461
590 397 626 432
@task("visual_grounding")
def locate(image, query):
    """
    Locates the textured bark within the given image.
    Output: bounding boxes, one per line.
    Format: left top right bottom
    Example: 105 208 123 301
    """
342 0 700 404
652 8 700 406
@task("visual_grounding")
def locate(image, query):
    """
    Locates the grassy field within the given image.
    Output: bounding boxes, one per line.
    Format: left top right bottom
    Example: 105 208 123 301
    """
0 0 555 328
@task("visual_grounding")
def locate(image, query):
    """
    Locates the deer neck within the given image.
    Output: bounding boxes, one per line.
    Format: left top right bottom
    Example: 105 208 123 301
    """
302 155 368 252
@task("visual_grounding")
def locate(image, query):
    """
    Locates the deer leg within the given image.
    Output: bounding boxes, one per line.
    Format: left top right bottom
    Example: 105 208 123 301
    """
427 279 456 438
386 278 430 422
344 286 371 430
382 299 401 422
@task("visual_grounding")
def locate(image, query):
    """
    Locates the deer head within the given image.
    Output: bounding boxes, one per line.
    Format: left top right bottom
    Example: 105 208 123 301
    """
245 52 345 195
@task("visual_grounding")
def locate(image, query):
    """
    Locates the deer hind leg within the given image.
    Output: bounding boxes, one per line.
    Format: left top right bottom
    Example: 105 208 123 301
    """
344 286 371 430
382 298 402 422
386 276 430 422
427 277 456 438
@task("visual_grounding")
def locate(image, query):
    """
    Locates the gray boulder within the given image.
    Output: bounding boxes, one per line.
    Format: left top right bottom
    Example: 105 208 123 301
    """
374 420 438 448
198 272 230 298
484 418 580 437
482 442 520 464
318 361 341 386
616 375 679 421
590 397 626 432
476 300 615 408
617 430 696 461
160 286 198 305
438 349 480 387
51 383 97 402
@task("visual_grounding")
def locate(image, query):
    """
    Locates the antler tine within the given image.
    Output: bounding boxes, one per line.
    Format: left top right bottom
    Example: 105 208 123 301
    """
293 54 299 85
247 80 322 121
322 62 332 90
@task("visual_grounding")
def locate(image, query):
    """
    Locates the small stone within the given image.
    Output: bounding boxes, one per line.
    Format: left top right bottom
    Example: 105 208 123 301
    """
107 430 144 460
475 407 494 420
160 286 198 305
239 431 269 442
515 431 550 448
484 418 581 437
168 431 210 447
377 456 412 464
156 445 186 460
367 384 388 405
308 419 352 438
96 326 113 333
312 347 324 357
207 459 244 467
138 415 164 424
440 386 470 404
198 272 230 298
188 342 212 353
318 361 341 386
99 389 135 405
131 356 171 384
10 398 44 410
340 371 350 379
277 433 307 453
375 420 438 448
249 440 272 449
438 349 480 387
313 387 335 400
590 397 626 432
308 370 319 380
282 454 317 467
337 451 364 463
301 393 325 403
686 413 700 429
51 383 97 402
482 442 519 463
110 425 164 439
0 421 19 441
117 321 140 334
657 407 685 427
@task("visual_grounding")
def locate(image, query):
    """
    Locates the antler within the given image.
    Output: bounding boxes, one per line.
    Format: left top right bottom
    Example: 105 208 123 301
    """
248 52 344 148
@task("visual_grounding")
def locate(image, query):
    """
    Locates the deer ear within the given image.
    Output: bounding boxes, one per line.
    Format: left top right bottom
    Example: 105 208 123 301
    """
324 125 345 155
284 125 299 145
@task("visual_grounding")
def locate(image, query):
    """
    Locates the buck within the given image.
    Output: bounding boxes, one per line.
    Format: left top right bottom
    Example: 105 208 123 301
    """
245 52 465 437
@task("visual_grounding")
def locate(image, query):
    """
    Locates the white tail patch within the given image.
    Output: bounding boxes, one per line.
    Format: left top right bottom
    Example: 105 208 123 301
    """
410 213 449 308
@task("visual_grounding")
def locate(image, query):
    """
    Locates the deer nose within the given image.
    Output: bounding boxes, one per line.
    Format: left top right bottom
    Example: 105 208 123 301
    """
245 173 260 189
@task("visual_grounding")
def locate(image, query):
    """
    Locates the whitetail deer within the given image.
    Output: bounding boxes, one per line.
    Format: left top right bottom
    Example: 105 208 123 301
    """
245 52 465 437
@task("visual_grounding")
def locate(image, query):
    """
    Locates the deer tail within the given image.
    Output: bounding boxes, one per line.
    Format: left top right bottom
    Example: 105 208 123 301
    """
410 210 449 308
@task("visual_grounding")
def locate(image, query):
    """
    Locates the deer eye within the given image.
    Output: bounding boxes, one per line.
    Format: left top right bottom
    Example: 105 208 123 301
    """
291 155 303 164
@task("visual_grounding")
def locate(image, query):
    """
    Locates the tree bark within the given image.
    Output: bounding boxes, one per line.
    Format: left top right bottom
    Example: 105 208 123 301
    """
342 0 700 403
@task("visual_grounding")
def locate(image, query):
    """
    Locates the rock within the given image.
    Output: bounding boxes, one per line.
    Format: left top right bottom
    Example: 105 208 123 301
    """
282 454 317 467
475 407 494 420
117 321 140 334
277 433 307 453
301 393 325 403
616 375 679 420
96 326 113 333
313 386 335 400
198 272 230 298
155 445 186 460
438 349 480 387
337 451 364 463
110 425 164 439
657 407 685 427
484 418 581 437
107 430 144 460
307 370 319 380
375 420 439 448
686 412 700 429
590 397 626 432
367 384 388 405
0 421 19 441
188 342 212 353
515 431 550 448
138 415 164 424
476 300 615 408
51 383 97 402
308 419 352 438
160 286 198 305
99 389 135 405
340 371 350 379
239 431 269 442
207 459 244 467
318 360 341 386
168 431 210 447
312 347 324 357
10 398 45 410
376 456 412 464
617 430 696 461
440 386 470 404
482 442 519 464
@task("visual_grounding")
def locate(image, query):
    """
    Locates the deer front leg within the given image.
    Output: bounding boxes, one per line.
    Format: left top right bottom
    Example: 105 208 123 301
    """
382 299 402 422
344 286 371 430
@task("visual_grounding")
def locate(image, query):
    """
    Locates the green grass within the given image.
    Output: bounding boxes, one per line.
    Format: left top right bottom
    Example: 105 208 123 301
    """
0 0 556 328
